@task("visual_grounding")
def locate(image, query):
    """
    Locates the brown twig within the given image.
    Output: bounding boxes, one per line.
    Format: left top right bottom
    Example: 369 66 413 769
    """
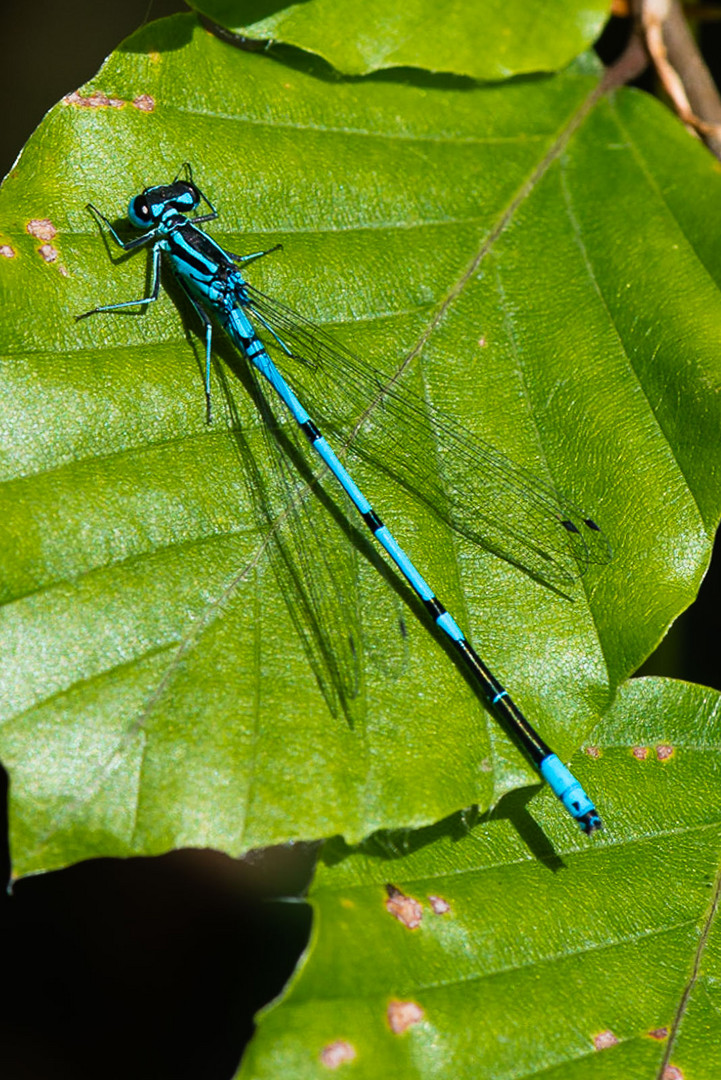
639 0 721 158
601 19 650 92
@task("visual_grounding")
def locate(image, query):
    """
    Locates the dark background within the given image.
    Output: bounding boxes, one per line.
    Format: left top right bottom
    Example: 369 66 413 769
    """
1 3 719 1077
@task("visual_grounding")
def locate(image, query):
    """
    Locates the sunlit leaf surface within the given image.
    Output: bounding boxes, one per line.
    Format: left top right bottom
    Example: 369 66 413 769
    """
0 16 719 876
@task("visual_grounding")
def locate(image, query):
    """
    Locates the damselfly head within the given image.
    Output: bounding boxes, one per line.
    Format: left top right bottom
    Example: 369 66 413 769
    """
128 181 201 228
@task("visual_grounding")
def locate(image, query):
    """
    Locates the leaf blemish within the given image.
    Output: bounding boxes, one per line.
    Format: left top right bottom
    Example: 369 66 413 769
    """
428 894 451 915
0 244 15 258
132 94 155 112
593 1030 619 1050
319 1040 356 1069
585 745 601 758
63 89 124 109
656 744 674 761
26 221 66 272
632 746 649 760
647 1027 669 1040
663 1067 684 1079
26 218 56 241
387 1000 424 1034
385 884 423 929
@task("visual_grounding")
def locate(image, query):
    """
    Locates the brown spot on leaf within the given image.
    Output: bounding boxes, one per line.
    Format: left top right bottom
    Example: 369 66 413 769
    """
632 746 649 760
593 1029 619 1050
319 1040 356 1068
663 1067 683 1079
428 895 450 915
585 745 601 758
0 244 15 258
387 1000 424 1033
26 219 56 241
656 745 674 761
63 90 124 108
133 94 155 112
648 1027 668 1040
38 244 58 263
385 884 422 929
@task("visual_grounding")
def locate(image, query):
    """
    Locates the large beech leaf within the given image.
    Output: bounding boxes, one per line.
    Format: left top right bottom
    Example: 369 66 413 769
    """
191 0 612 79
0 15 720 876
240 677 721 1079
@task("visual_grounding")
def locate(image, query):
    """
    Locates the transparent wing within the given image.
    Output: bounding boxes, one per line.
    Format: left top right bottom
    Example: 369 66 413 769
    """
241 284 611 592
234 361 365 727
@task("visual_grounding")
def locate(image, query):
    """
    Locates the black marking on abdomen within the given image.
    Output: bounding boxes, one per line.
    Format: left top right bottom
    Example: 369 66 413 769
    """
300 419 321 443
423 597 446 621
362 508 383 533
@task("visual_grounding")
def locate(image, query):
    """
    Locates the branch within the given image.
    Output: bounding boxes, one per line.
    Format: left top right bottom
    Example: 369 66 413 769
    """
640 0 721 159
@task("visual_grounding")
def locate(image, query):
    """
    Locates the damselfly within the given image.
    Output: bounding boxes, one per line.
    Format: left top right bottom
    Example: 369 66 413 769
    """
79 164 609 834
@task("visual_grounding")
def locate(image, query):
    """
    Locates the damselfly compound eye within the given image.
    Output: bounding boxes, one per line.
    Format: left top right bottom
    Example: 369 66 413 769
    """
128 195 151 226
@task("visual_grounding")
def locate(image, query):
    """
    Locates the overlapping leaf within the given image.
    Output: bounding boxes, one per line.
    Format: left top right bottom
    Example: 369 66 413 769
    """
240 678 721 1079
190 0 612 78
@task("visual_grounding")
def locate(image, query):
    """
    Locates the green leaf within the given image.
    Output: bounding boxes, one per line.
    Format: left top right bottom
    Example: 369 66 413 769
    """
190 0 612 79
240 677 721 1079
1 15 720 876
